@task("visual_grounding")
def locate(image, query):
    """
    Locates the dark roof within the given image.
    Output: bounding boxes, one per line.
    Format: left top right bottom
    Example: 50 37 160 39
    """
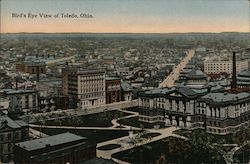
16 132 86 151
199 92 250 106
0 115 28 129
186 68 207 79
105 76 120 81
121 82 133 91
238 70 250 78
81 157 116 164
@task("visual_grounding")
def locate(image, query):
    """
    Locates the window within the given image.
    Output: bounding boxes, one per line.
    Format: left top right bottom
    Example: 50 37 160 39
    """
8 143 11 152
7 133 11 141
0 134 3 141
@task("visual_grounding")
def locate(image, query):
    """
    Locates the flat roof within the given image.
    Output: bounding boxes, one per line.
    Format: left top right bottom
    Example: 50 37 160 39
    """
0 89 37 95
201 92 250 104
16 132 86 152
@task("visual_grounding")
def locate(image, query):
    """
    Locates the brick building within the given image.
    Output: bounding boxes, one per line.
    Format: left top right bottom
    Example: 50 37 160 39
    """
105 77 121 104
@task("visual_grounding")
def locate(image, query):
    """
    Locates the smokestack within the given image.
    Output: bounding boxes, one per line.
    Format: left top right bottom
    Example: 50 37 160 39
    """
15 77 18 90
36 65 40 82
231 52 237 89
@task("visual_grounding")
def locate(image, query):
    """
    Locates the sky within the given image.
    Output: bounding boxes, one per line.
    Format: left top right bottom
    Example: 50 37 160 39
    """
1 0 249 33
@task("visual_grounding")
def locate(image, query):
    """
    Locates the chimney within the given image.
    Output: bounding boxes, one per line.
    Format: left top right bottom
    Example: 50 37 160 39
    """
231 52 237 89
15 77 18 90
36 65 40 82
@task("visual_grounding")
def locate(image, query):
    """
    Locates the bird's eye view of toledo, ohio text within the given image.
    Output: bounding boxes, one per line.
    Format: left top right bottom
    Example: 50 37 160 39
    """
0 0 250 163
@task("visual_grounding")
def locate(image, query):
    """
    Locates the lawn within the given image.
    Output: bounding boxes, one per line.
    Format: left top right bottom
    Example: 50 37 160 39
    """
233 145 250 163
35 127 131 144
112 136 226 164
117 116 165 129
34 110 131 127
174 128 250 145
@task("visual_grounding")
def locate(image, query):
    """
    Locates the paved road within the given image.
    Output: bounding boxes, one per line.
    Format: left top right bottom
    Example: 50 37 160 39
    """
29 128 48 138
23 100 138 123
159 49 195 88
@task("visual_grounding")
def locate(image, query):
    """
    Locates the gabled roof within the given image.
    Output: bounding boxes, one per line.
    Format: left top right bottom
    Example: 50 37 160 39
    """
0 115 28 130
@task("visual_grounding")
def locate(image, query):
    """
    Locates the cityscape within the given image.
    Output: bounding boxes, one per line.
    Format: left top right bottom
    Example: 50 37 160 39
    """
1 0 250 164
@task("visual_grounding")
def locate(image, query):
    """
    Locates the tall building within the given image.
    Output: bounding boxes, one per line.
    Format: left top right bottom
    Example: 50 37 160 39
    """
63 67 106 109
204 58 248 75
105 77 121 104
0 116 29 163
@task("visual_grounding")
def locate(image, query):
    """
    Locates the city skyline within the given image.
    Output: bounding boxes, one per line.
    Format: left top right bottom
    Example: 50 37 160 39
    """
1 0 250 33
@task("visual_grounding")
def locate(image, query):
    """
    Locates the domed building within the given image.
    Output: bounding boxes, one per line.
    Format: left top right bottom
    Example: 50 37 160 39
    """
237 70 250 88
185 68 208 88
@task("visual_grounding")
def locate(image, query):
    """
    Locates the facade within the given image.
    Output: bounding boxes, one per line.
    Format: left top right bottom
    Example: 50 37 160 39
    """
176 67 208 88
197 92 250 134
0 98 9 113
16 62 46 75
63 67 106 109
138 87 207 128
138 86 249 135
121 82 133 101
0 116 29 163
36 78 62 97
14 132 96 164
204 59 248 75
105 77 121 104
0 89 39 114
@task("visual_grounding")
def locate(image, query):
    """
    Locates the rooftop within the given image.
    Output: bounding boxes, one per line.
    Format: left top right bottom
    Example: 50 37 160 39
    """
0 89 37 95
16 132 86 152
0 115 28 129
201 92 250 104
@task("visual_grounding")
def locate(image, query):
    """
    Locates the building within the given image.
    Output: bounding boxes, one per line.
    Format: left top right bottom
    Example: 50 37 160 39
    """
0 98 9 114
14 132 96 164
121 82 133 101
138 87 208 128
176 67 209 88
36 78 62 97
63 67 106 109
16 61 46 75
0 89 39 114
237 70 250 88
105 77 121 104
138 87 250 134
204 58 248 75
197 92 250 134
0 116 29 163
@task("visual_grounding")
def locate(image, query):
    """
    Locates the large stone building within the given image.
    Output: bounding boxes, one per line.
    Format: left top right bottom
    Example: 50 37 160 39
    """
204 58 248 75
14 132 96 164
197 92 250 134
63 67 106 109
138 87 250 135
0 116 29 163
